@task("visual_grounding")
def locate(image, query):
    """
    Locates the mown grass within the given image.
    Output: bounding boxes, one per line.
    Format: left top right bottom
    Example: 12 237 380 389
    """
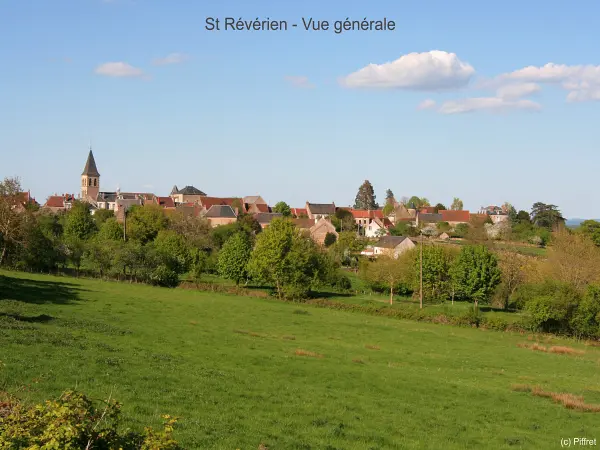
1 270 599 449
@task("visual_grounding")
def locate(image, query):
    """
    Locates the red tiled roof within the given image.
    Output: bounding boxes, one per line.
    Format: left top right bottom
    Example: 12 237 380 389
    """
420 206 436 214
44 196 65 208
156 196 175 208
440 210 470 223
254 203 271 213
200 196 245 212
348 209 384 219
291 208 308 216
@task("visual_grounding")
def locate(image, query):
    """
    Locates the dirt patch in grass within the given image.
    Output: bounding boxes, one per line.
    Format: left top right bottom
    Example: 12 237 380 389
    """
295 349 323 358
282 335 296 340
517 342 547 352
365 345 380 350
585 340 600 348
513 384 600 412
549 346 585 355
234 329 249 335
352 358 366 364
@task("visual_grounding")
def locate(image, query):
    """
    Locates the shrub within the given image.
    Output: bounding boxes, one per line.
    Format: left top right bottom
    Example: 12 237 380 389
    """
522 280 581 334
0 390 181 449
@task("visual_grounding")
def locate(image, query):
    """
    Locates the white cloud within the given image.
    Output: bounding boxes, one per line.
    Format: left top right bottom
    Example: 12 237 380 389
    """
340 50 475 91
95 62 144 77
438 97 541 114
496 82 540 100
498 63 600 102
417 99 436 110
152 53 189 66
284 76 314 88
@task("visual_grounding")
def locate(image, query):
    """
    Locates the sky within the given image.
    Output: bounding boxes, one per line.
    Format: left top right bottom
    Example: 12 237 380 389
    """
1 0 599 218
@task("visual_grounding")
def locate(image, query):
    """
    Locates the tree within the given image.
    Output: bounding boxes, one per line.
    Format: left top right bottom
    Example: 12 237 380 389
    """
361 255 409 304
516 210 531 223
385 189 395 205
531 202 564 230
389 222 418 237
64 201 97 241
450 197 464 211
450 245 501 308
93 209 115 227
127 204 168 244
273 201 292 217
168 212 212 249
98 218 123 241
324 232 337 247
453 223 470 238
0 177 26 265
230 198 244 213
496 251 531 310
217 232 252 285
189 248 208 286
354 180 378 210
412 245 457 302
407 196 430 209
544 231 600 291
382 203 394 217
332 209 355 232
434 203 446 213
153 229 192 274
578 220 600 247
237 214 262 235
247 218 325 299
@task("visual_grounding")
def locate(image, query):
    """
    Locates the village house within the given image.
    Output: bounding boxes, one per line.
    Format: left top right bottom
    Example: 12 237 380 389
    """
170 185 207 205
253 212 283 229
479 205 509 223
290 207 308 218
364 216 393 238
390 203 417 225
43 193 75 213
371 235 416 259
306 202 336 220
203 205 237 227
309 217 338 245
440 209 471 225
198 196 246 215
244 196 271 214
415 212 442 227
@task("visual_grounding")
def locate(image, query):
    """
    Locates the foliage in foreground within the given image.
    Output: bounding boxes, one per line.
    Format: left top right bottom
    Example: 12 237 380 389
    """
0 390 180 449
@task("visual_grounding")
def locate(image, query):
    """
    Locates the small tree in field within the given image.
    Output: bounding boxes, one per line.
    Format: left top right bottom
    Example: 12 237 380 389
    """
450 245 501 308
362 255 409 304
217 232 252 285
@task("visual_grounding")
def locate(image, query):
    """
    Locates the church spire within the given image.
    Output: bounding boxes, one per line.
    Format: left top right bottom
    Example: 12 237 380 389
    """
82 148 100 177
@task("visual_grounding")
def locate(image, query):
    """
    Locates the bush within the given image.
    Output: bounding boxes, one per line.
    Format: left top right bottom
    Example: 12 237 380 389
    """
0 390 181 449
149 264 180 288
521 280 581 334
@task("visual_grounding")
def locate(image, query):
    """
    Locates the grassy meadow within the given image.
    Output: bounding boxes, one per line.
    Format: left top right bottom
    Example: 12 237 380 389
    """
1 270 599 449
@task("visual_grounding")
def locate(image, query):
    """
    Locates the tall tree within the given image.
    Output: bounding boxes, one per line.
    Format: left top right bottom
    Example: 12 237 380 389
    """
64 201 97 241
354 180 378 210
332 209 355 232
273 201 292 217
218 232 252 285
434 203 446 213
407 196 430 209
579 220 600 247
0 177 26 265
450 197 464 211
127 204 169 244
450 245 501 308
531 202 564 230
385 189 395 205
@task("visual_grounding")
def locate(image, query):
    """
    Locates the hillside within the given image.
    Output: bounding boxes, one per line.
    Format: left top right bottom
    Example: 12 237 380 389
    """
1 271 599 449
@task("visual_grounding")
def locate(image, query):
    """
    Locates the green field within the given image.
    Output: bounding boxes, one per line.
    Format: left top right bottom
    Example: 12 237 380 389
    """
1 271 599 449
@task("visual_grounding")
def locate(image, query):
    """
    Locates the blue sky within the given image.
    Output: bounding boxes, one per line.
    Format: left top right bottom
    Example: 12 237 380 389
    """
1 0 599 218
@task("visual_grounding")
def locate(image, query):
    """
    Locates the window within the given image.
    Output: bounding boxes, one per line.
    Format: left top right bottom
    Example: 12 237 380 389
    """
88 178 91 186
94 178 97 187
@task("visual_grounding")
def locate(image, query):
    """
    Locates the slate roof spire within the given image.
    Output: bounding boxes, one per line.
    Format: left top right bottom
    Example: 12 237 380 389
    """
82 146 100 177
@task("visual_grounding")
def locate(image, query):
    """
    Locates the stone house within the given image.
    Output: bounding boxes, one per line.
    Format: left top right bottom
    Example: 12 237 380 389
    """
253 212 283 229
372 236 416 259
309 217 338 245
203 205 237 227
306 202 336 220
170 185 207 205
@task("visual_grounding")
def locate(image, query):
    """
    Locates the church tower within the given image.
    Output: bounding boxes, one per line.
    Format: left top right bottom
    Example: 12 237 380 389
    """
81 146 100 201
